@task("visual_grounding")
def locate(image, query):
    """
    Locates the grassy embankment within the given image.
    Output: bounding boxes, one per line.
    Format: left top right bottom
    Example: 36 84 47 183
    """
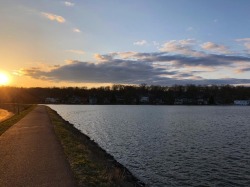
47 107 145 187
0 105 36 135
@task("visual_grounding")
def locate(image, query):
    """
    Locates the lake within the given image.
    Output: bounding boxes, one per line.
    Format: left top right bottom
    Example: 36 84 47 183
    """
48 105 250 186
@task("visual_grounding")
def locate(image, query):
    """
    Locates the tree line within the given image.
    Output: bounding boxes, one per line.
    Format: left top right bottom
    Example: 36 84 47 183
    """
0 84 250 105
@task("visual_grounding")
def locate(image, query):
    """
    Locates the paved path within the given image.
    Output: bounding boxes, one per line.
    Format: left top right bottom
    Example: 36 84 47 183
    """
0 106 76 187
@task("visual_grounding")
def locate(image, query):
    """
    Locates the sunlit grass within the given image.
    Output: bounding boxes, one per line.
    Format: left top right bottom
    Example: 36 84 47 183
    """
0 105 35 135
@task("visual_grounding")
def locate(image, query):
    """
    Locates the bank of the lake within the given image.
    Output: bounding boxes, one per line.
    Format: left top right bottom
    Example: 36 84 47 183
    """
47 106 145 187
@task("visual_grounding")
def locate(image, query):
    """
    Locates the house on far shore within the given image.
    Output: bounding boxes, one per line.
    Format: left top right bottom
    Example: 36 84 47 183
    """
89 96 97 105
174 98 183 105
234 100 250 106
140 96 149 104
197 98 208 105
68 96 82 104
174 98 195 105
115 95 125 104
45 97 59 104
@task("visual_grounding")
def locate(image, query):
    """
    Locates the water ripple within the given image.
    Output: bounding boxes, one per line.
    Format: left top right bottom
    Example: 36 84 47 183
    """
49 105 250 187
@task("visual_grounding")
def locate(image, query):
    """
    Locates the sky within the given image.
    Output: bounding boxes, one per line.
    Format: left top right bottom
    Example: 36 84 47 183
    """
1 0 250 87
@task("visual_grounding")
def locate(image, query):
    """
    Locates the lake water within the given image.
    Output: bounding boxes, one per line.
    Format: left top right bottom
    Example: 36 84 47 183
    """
48 105 250 186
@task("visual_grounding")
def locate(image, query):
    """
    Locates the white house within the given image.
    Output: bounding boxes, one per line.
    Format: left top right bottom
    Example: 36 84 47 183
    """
197 98 208 105
89 96 97 105
234 100 250 106
174 98 183 105
45 97 59 104
140 96 149 103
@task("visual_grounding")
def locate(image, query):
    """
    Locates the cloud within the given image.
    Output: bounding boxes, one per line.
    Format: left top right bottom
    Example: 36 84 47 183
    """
66 50 85 55
114 52 139 59
159 39 201 56
236 67 250 73
42 12 65 23
153 41 159 46
22 61 250 85
133 40 147 46
96 50 250 68
236 38 250 51
73 28 81 33
245 42 250 48
23 49 250 85
133 52 250 68
64 1 75 7
94 54 115 61
201 42 229 53
23 59 176 84
236 38 250 42
186 27 194 32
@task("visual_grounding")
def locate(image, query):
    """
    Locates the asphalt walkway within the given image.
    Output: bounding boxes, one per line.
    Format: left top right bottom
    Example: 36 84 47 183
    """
0 105 76 187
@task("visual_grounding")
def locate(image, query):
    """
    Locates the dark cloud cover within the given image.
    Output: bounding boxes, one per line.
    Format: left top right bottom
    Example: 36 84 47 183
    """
133 52 250 67
238 67 250 72
23 51 250 85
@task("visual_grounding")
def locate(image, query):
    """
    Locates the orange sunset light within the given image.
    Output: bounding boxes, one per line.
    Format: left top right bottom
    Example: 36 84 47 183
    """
0 72 10 85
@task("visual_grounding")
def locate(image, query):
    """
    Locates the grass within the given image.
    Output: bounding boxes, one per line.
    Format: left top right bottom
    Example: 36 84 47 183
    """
0 105 36 136
47 107 145 187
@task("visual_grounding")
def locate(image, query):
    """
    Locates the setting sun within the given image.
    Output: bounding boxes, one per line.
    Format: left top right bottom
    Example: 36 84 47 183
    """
0 72 10 85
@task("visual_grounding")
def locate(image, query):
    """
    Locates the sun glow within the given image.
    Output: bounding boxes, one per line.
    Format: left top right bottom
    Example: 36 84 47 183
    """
0 72 10 85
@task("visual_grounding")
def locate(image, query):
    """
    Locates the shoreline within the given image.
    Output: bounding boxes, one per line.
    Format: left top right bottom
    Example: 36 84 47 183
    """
47 103 250 106
47 107 146 186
